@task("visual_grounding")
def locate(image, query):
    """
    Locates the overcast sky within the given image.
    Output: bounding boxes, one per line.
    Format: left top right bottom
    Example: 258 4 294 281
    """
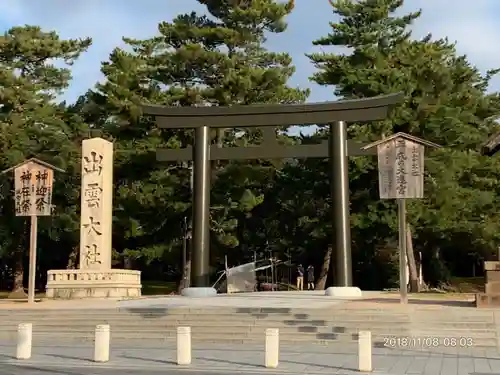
0 0 498 104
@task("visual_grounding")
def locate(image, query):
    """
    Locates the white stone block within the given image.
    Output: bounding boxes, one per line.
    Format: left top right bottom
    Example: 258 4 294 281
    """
94 324 110 362
177 326 191 365
358 330 372 372
265 328 279 368
16 323 32 360
325 286 362 297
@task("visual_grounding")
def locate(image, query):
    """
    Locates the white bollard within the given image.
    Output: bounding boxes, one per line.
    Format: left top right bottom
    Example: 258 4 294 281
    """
94 324 110 362
16 323 32 360
358 331 372 372
265 328 279 368
177 326 191 365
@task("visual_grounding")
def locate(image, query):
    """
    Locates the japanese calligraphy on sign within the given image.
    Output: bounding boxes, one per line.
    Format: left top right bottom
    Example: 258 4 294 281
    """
83 151 103 175
376 138 424 199
79 138 113 270
13 161 54 216
377 143 395 199
361 133 440 200
81 152 104 268
84 183 102 208
83 244 101 267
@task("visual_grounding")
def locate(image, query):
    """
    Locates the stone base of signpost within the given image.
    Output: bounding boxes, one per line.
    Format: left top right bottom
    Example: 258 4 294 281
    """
325 286 362 298
475 261 500 308
45 269 141 299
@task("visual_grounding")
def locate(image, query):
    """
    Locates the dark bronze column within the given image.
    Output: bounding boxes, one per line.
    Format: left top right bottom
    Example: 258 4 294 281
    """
329 121 352 286
191 125 211 287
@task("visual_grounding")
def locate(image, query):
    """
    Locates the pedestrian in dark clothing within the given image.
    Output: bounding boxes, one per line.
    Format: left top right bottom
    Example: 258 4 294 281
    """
307 265 315 290
296 264 304 290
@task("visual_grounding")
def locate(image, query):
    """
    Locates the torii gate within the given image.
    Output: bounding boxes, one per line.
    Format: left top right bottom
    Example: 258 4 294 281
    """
142 93 403 294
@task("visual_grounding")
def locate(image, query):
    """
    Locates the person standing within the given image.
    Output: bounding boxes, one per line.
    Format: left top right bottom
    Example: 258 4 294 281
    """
307 265 315 290
296 264 304 290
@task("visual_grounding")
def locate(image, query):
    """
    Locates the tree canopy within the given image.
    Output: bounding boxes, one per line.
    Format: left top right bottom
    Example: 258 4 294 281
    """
0 0 499 293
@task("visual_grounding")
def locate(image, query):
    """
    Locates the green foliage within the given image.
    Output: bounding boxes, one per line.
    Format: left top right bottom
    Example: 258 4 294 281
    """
307 0 500 286
72 0 307 278
0 26 91 288
1 1 500 292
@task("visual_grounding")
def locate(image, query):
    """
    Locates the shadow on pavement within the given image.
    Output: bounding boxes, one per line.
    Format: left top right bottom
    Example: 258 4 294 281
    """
358 298 474 307
120 354 176 365
46 353 93 363
195 356 261 368
1 364 88 375
281 358 357 372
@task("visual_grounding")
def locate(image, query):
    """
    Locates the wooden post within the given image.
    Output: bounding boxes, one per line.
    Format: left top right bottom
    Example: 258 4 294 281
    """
27 216 38 304
398 199 408 304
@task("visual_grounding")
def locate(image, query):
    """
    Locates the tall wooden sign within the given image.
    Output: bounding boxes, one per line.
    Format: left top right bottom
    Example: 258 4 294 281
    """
2 158 64 303
14 163 54 216
377 137 425 199
362 133 440 304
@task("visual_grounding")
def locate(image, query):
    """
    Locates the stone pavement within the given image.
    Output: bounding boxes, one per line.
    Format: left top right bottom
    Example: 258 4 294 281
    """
0 290 477 311
0 366 254 375
1 341 500 374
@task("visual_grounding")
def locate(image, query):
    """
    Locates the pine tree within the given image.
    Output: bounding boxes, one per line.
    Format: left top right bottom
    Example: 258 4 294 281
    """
0 26 91 293
79 0 308 282
307 0 500 287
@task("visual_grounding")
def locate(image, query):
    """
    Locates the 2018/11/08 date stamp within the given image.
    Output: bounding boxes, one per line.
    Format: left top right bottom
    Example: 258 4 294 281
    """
383 336 474 348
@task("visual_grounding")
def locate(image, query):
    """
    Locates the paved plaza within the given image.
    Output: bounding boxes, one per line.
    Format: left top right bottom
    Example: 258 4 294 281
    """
1 341 500 375
0 290 476 311
0 291 494 374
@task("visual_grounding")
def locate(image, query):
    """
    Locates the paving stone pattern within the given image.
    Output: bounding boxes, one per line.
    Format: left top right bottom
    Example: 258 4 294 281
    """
1 341 500 374
0 292 497 374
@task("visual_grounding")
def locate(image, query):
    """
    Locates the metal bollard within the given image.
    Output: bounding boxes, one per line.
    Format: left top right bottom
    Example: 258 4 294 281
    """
94 324 110 362
358 331 372 372
16 323 32 360
177 326 192 365
265 328 279 368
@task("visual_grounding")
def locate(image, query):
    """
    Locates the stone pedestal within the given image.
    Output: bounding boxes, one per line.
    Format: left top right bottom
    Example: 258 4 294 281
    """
46 269 141 299
46 138 142 299
325 286 362 298
475 261 499 307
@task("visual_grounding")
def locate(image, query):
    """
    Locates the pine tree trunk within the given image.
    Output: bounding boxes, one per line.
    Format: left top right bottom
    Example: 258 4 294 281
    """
66 246 78 269
177 237 192 294
11 253 24 292
418 251 424 286
177 259 191 293
406 224 420 292
123 256 133 269
315 246 332 290
9 220 27 299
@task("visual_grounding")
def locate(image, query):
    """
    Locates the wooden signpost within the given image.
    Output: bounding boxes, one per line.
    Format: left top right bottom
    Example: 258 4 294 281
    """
2 158 64 303
362 133 440 304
